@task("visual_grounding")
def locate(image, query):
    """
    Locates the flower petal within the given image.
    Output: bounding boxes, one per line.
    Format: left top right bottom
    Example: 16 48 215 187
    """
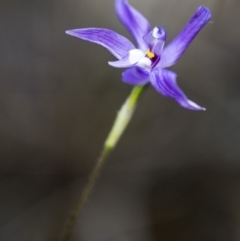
159 6 211 68
115 0 151 50
150 69 205 110
122 67 149 85
66 28 135 59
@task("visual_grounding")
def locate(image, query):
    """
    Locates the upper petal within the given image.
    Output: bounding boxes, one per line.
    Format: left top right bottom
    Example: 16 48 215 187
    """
150 69 205 110
66 28 135 59
158 6 211 68
115 0 151 50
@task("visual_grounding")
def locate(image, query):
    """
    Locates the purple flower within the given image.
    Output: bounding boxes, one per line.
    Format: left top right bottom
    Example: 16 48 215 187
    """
66 0 211 110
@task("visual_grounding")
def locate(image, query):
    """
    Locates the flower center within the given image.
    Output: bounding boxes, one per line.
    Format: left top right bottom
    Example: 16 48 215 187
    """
128 48 160 71
146 49 155 59
145 49 160 69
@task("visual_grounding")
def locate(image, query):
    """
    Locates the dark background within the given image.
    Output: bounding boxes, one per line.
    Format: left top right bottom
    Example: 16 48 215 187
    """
1 0 240 240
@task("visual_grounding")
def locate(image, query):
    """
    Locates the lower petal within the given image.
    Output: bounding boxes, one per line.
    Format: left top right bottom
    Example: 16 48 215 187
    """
150 69 205 110
122 67 150 85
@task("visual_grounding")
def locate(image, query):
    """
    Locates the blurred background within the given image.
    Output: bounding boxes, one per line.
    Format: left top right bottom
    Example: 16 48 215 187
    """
1 0 240 240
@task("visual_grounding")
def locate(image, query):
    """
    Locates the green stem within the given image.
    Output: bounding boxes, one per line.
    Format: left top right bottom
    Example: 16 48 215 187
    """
60 85 147 241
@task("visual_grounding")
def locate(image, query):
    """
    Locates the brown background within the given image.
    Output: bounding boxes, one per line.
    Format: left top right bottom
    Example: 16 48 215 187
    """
1 0 240 240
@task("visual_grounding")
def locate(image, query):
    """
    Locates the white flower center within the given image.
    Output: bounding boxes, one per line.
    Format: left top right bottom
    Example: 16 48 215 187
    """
137 57 152 69
128 49 145 64
128 49 152 70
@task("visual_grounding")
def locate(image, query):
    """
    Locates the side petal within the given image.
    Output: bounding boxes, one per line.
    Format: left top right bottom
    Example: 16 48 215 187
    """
115 0 151 50
122 67 150 85
150 69 205 110
159 6 211 68
66 28 135 59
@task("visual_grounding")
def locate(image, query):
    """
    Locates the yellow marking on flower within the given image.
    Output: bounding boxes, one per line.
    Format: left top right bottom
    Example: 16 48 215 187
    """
146 49 155 59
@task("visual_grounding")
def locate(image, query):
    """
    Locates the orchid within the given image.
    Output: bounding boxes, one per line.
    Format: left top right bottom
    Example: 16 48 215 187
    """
66 0 211 110
61 3 212 240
